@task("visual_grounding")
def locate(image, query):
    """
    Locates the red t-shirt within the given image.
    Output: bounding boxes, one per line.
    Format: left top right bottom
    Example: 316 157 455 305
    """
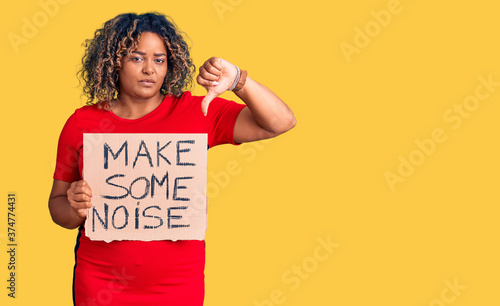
53 92 245 306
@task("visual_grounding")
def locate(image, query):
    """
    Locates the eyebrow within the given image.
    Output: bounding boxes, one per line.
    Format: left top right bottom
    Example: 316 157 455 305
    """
132 51 167 57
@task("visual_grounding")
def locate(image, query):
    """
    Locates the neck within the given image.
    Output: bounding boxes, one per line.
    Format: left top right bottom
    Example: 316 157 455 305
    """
112 93 165 119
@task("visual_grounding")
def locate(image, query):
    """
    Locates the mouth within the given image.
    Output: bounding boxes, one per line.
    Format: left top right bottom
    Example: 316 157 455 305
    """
139 79 155 86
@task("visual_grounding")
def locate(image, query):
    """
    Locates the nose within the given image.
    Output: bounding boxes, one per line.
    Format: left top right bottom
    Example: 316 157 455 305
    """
142 60 154 75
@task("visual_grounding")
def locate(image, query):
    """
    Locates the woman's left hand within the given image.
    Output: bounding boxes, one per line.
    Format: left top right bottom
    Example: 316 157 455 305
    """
197 57 238 115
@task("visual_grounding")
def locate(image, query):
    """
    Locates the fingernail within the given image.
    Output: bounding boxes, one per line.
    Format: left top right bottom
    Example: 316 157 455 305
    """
212 81 219 86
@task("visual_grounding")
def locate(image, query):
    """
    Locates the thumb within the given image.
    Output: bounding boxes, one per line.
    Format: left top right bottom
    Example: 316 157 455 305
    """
201 89 219 116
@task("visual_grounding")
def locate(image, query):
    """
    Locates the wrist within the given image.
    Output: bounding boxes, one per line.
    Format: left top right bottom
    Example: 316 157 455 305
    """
233 69 247 92
228 66 240 91
233 75 255 100
228 65 248 92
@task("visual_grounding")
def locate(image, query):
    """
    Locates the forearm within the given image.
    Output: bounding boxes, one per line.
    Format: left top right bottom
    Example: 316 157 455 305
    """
234 76 296 134
48 196 85 229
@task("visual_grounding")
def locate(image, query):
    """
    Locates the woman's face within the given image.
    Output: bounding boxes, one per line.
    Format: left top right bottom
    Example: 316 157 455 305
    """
118 31 168 101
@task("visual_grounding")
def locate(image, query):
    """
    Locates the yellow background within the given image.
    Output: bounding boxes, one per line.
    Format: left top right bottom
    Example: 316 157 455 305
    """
1 0 499 305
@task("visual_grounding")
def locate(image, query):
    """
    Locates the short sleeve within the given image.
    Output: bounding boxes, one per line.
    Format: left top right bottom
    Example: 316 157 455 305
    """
185 93 245 148
53 112 82 182
207 97 245 147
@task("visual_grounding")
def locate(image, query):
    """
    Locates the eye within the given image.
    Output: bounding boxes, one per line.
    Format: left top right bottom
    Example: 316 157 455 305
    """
155 58 165 64
131 57 143 62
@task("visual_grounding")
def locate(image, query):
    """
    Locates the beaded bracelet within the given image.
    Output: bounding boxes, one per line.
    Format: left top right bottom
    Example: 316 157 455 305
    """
228 65 241 91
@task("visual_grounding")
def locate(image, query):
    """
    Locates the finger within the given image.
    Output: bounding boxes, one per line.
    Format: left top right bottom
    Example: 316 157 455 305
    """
75 208 88 218
201 90 219 116
69 193 92 206
202 61 222 76
198 68 220 82
71 200 91 210
197 74 219 87
81 180 93 193
71 193 92 203
72 181 93 197
71 186 92 198
73 180 90 189
208 57 223 70
70 201 91 219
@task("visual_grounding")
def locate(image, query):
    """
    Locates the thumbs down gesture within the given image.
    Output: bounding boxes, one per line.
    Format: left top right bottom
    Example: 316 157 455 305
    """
196 57 239 116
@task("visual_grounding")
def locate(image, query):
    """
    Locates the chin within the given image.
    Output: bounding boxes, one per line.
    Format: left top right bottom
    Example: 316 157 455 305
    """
135 90 162 100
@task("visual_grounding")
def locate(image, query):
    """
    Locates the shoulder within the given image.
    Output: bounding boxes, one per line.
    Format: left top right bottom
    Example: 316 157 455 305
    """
74 103 106 118
178 91 202 107
59 104 95 134
175 91 206 120
71 103 113 131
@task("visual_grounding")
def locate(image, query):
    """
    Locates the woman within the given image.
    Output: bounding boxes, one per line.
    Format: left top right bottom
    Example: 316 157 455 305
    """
49 12 295 305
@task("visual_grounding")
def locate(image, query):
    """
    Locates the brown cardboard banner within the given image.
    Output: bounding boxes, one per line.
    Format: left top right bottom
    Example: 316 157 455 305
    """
83 133 207 242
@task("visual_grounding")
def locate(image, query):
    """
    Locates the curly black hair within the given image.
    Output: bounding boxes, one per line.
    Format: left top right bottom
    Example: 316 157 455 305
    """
78 12 195 108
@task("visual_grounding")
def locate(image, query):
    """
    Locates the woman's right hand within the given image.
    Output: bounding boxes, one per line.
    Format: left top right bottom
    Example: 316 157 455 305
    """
67 180 93 219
